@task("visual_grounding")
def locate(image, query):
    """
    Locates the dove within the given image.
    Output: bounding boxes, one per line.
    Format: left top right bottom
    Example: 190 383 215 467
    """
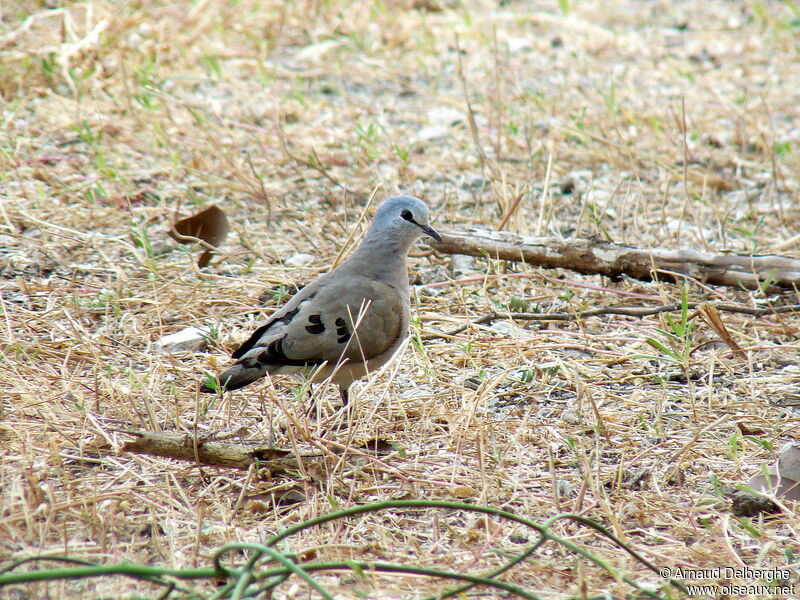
201 195 442 404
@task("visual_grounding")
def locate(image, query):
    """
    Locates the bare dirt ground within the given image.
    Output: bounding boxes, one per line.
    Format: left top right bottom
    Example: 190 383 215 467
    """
2 0 799 598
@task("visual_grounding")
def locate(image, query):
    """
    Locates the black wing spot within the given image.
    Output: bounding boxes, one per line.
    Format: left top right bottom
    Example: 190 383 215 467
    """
264 338 285 362
250 335 326 367
278 307 300 325
335 317 351 344
231 307 301 359
241 357 261 369
232 323 269 359
305 314 325 335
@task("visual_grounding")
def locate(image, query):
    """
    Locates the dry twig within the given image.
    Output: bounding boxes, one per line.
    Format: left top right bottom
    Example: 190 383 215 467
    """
431 229 800 291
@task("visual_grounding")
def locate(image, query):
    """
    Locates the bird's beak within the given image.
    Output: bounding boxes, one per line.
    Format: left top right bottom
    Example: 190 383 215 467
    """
420 224 443 243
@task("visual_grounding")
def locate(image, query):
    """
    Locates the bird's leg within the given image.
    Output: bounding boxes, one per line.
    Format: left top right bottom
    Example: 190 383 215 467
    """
339 386 354 429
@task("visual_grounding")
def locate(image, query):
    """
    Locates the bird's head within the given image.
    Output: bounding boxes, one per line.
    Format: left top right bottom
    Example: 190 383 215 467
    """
372 195 442 245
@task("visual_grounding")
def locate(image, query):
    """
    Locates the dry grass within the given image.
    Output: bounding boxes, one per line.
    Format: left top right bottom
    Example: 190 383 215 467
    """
2 0 800 597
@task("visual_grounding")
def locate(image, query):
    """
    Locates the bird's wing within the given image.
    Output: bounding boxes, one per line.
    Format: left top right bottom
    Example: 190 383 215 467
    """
240 275 405 366
207 273 406 392
230 272 333 360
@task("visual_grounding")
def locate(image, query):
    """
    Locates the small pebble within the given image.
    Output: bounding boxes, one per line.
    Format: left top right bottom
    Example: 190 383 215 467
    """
450 254 477 274
556 480 574 498
427 106 464 127
285 253 315 267
561 409 581 424
413 264 450 285
415 125 450 142
153 326 210 354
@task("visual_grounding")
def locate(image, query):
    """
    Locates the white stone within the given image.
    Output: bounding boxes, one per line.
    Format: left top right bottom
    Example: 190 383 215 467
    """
506 37 532 53
153 326 210 354
561 409 581 424
285 253 316 267
415 125 450 142
450 254 478 274
427 106 464 127
296 40 341 62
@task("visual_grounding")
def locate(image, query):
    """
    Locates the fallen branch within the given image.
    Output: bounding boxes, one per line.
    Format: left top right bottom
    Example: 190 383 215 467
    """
430 229 800 292
122 430 320 470
421 302 800 340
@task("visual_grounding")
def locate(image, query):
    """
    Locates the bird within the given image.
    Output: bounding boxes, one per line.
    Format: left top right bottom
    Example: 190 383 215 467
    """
200 195 442 405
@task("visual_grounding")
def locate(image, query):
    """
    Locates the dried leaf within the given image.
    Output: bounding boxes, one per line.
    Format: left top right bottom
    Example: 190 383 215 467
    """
196 250 214 268
169 205 230 267
697 302 745 356
736 421 766 436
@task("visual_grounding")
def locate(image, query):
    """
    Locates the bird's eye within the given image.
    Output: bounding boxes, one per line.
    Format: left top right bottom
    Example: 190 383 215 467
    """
400 209 413 221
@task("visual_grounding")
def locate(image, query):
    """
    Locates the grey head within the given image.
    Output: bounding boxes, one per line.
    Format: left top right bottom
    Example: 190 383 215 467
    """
359 195 442 252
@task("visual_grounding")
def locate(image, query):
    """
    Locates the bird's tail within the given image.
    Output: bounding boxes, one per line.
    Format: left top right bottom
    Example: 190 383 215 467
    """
199 358 268 393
